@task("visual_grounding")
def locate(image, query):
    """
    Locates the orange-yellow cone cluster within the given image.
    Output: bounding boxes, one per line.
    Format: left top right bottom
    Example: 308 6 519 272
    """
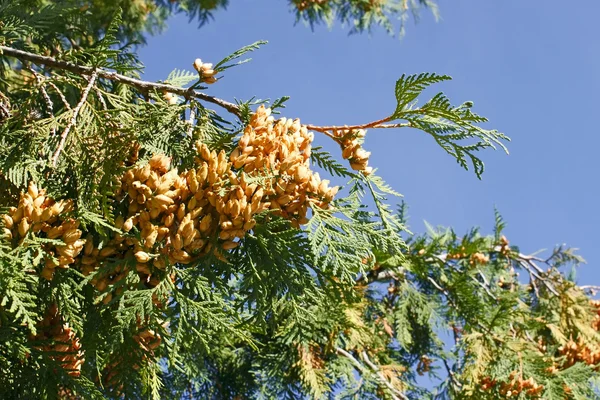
231 105 338 227
31 304 84 377
469 252 490 266
81 150 221 299
0 109 340 294
331 128 372 175
479 373 544 398
557 337 600 367
82 106 339 297
1 182 83 281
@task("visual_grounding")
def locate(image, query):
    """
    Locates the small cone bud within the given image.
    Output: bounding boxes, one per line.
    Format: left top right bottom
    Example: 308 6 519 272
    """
135 251 151 263
193 58 203 72
28 182 39 199
2 214 13 229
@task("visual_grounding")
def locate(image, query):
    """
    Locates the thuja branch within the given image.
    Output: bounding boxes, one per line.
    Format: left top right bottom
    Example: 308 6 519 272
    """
1 46 400 136
0 45 242 118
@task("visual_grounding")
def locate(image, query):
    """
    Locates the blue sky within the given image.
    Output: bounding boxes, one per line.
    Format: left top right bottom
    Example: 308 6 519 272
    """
139 0 600 288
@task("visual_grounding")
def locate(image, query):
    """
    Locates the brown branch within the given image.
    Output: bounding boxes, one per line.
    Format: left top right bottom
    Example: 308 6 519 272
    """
305 117 414 136
51 71 97 167
0 45 242 118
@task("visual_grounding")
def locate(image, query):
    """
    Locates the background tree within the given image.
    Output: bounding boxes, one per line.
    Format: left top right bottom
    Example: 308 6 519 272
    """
0 1 599 399
21 0 438 44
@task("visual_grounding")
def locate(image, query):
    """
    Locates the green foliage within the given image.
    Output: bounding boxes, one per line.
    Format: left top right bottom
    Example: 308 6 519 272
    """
391 73 510 178
294 0 440 36
214 40 268 71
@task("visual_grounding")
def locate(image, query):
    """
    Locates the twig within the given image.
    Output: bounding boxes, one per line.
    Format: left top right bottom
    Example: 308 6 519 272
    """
472 275 497 301
427 276 450 298
361 351 409 400
356 268 404 285
442 359 462 388
433 248 559 296
30 68 55 119
93 87 108 111
2 46 421 141
516 260 558 296
187 106 196 137
580 285 600 293
528 270 540 298
51 71 97 167
336 347 367 372
0 45 242 118
335 347 408 400
0 91 12 121
47 81 71 110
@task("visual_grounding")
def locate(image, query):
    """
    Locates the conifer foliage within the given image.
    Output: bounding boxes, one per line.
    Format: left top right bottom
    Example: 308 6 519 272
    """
0 1 599 399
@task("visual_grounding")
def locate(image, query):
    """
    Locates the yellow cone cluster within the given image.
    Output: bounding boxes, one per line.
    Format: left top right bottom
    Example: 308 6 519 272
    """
331 128 372 175
499 373 544 398
2 107 340 290
77 108 340 302
81 151 219 298
231 105 338 227
32 304 84 377
1 182 83 281
479 373 544 398
447 246 468 260
499 235 511 256
163 92 178 105
133 325 162 354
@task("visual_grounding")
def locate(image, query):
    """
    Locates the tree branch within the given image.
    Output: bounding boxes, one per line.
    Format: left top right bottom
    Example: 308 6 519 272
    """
1 46 417 140
0 45 242 118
